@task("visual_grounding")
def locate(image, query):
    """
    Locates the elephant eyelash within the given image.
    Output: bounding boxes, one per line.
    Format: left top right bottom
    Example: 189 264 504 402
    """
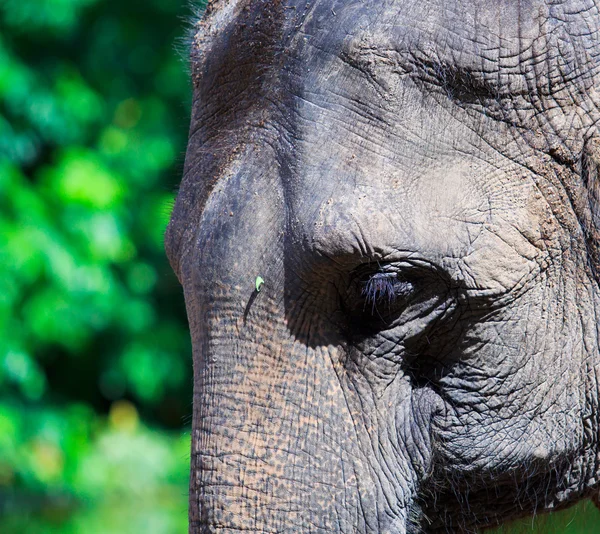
361 273 414 313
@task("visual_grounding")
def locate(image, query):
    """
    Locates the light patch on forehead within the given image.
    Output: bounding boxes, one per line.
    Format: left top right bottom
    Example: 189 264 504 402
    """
199 0 238 27
192 0 248 51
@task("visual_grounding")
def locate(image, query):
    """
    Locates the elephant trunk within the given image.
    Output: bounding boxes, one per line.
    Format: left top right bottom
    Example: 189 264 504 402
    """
188 321 364 532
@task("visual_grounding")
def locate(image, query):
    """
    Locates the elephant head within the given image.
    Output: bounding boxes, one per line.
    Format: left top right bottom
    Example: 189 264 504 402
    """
166 0 600 531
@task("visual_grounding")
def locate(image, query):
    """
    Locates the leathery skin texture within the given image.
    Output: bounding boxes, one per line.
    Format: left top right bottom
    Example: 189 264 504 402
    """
166 0 600 532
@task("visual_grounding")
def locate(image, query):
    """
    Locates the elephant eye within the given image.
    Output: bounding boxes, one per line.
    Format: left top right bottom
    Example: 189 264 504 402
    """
342 266 421 333
342 262 452 335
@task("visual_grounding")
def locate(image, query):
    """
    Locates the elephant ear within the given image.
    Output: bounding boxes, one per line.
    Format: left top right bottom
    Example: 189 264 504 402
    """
581 136 600 277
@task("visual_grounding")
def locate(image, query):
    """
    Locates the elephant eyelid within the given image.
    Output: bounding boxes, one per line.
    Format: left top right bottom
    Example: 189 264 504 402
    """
361 273 414 313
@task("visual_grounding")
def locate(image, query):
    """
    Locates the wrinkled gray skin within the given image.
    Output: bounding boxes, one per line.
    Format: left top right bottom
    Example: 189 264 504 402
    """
166 0 600 532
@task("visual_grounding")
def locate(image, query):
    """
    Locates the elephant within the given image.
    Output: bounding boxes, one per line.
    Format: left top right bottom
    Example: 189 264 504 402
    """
165 0 600 531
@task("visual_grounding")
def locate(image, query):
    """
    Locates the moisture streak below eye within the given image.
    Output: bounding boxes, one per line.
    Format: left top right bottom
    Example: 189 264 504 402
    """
362 273 414 313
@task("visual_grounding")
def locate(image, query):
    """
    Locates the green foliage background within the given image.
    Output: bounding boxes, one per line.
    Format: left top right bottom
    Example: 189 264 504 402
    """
1 0 600 532
1 0 198 531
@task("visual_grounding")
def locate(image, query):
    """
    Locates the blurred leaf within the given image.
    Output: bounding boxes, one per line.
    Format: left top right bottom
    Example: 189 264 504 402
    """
43 148 124 209
2 351 47 401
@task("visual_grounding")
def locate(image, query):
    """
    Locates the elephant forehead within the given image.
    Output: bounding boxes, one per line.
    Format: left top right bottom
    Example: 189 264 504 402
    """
196 0 600 85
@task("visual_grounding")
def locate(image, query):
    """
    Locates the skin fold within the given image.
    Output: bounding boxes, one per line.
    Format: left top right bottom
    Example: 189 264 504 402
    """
166 0 600 532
